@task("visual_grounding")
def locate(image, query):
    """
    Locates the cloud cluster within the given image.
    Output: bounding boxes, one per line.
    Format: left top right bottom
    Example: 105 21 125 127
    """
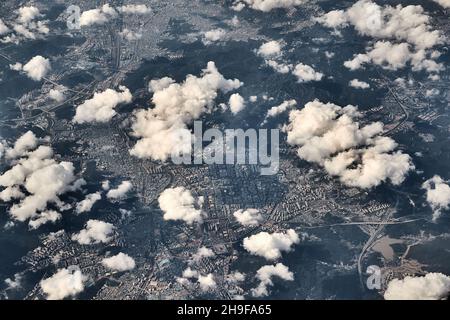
317 1 445 74
102 253 136 271
106 181 133 200
73 86 132 124
80 4 151 27
384 273 450 300
233 208 263 226
71 219 115 245
239 0 307 12
252 263 294 297
40 266 86 300
158 187 204 224
422 175 450 221
344 41 443 73
256 41 293 74
130 62 242 161
0 131 83 226
292 63 323 83
243 229 299 260
0 6 49 44
76 192 101 214
317 0 443 48
284 100 414 189
12 55 51 81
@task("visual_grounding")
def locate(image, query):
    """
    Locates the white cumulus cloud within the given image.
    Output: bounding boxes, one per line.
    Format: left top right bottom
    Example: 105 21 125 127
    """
106 181 133 200
130 62 242 161
292 63 323 83
102 253 136 271
20 55 51 81
228 93 246 114
243 229 299 260
73 86 132 124
422 175 450 221
284 100 414 189
76 192 101 214
252 263 294 297
384 273 450 300
40 266 86 300
71 219 115 245
158 187 204 224
233 208 263 226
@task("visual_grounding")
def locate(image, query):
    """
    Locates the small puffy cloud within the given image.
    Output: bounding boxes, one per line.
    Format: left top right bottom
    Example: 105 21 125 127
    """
118 4 151 14
73 86 132 124
130 62 242 161
198 273 217 292
102 253 136 271
422 175 450 221
266 99 297 119
76 192 101 214
228 93 246 114
203 28 226 43
21 55 51 81
384 273 450 300
71 219 115 245
106 181 133 200
317 1 444 74
292 63 323 83
233 208 263 226
192 246 215 262
349 79 370 89
40 266 86 300
28 210 61 229
158 187 204 224
48 87 66 103
284 100 414 189
243 229 299 260
252 263 294 297
79 4 118 27
265 60 292 74
242 0 307 12
257 40 282 58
